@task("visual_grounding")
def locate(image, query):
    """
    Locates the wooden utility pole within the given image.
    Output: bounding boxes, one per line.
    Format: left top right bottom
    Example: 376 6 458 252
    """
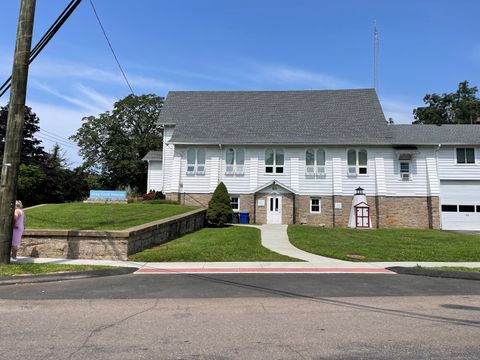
0 0 36 264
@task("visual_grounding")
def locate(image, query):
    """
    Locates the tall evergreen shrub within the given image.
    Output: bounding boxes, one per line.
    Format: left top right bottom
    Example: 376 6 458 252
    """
206 182 233 227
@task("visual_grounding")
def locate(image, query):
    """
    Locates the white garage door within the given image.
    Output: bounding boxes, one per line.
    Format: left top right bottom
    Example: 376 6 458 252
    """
440 180 480 230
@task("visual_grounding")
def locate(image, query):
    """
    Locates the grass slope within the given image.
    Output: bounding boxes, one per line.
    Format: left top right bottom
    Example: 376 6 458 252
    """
25 203 198 230
288 225 480 262
129 226 296 262
0 264 111 276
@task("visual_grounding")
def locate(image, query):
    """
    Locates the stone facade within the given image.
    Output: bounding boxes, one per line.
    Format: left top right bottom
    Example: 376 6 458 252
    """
18 209 206 260
377 196 440 229
166 192 441 229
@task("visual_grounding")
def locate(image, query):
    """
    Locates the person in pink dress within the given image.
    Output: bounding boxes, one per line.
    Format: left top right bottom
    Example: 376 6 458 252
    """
11 200 25 260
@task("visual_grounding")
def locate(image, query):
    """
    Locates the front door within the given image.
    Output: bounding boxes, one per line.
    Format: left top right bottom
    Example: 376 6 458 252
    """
267 195 282 224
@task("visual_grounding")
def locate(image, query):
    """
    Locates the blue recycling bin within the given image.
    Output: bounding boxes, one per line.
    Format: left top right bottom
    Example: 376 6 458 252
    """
239 212 250 224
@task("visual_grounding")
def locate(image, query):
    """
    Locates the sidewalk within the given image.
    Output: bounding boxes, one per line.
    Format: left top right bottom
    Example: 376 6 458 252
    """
11 224 480 274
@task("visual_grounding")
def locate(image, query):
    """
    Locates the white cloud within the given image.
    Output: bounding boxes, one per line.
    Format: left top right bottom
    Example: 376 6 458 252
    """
29 58 181 92
30 81 107 114
380 97 419 124
27 101 87 166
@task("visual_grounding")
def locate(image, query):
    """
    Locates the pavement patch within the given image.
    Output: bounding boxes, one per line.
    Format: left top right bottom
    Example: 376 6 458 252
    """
135 267 394 274
0 267 137 286
388 266 480 281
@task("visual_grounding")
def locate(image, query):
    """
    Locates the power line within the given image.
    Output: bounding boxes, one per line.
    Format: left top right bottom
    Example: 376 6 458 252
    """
39 129 78 146
0 0 83 98
37 133 80 150
88 0 135 95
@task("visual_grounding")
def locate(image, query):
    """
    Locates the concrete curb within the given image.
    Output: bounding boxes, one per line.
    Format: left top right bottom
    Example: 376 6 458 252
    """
0 267 137 286
387 266 480 281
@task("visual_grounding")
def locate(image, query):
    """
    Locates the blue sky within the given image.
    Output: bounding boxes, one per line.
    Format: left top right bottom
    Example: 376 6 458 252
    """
1 0 480 164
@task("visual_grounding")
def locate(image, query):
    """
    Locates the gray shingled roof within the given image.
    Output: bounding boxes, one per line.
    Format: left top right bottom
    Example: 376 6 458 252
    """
160 89 393 145
142 151 163 161
390 125 480 145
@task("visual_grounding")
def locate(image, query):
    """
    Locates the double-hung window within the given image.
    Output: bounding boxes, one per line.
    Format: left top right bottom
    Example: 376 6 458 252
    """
398 154 412 180
265 148 284 174
305 149 326 176
225 148 245 175
310 198 321 213
347 149 368 176
456 147 475 164
186 148 206 175
230 196 239 212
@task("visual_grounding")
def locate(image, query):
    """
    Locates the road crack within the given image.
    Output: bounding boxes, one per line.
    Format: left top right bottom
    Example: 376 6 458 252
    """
66 299 159 359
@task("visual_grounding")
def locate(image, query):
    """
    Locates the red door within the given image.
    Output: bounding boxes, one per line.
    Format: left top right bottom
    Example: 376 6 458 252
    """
356 207 370 228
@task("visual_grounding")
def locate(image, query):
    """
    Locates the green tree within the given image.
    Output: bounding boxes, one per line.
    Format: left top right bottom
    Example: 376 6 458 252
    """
0 104 47 164
206 182 233 227
413 81 480 125
71 94 164 192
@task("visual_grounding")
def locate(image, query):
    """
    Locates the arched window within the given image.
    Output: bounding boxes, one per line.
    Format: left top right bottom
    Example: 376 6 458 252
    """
316 149 325 175
305 148 326 176
265 148 284 174
187 148 196 174
305 149 315 175
358 149 367 174
236 148 245 174
226 148 235 174
347 149 368 176
186 148 206 175
225 148 245 175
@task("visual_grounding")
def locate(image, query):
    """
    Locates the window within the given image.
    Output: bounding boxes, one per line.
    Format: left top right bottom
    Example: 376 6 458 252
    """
477 205 480 213
230 196 239 212
225 148 245 175
265 148 284 174
186 148 206 175
399 154 412 180
305 148 326 176
441 205 457 212
347 149 368 176
310 198 321 213
456 147 475 164
459 205 475 212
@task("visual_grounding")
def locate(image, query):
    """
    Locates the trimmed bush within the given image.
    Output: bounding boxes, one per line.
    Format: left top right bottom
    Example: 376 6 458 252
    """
206 182 233 227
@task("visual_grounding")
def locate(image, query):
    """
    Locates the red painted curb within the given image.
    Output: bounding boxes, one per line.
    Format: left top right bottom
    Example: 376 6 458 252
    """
135 267 393 274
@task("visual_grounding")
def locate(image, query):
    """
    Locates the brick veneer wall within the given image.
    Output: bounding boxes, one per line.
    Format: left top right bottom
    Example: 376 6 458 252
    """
18 209 206 260
165 192 441 229
295 195 439 229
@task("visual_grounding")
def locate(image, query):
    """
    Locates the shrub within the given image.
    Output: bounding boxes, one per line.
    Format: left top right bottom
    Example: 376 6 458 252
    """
206 182 233 227
142 190 164 201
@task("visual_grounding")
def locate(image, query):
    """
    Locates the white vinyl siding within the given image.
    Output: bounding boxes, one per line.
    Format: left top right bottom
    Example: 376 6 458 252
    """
164 145 445 198
438 146 480 180
147 161 163 192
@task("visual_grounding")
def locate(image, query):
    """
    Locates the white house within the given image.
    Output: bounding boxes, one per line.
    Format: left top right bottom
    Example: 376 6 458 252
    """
144 89 480 230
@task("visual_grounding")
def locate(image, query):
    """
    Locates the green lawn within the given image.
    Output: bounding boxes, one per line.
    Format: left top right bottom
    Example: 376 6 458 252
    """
288 225 480 262
0 263 112 276
25 202 198 230
129 226 297 262
420 266 480 273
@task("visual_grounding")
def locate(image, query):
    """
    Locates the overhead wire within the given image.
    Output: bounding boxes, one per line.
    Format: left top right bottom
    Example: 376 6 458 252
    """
0 0 83 98
88 0 135 95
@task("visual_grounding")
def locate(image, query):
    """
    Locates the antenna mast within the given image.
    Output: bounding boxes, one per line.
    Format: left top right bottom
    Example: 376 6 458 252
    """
374 21 379 93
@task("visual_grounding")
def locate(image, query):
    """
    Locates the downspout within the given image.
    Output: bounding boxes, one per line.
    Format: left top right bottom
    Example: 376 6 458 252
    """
433 144 442 229
218 144 223 185
146 160 150 192
161 126 166 194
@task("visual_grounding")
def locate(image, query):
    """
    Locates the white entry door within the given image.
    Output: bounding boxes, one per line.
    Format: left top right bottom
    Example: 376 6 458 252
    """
267 196 282 224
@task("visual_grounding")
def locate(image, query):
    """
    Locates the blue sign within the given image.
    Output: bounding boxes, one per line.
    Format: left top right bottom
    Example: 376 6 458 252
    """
90 190 127 200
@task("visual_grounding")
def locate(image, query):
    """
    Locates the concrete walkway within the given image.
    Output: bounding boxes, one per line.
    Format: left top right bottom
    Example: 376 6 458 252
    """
10 224 480 274
259 224 351 264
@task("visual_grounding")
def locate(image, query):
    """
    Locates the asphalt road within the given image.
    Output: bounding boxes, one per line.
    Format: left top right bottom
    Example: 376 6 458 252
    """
1 273 480 359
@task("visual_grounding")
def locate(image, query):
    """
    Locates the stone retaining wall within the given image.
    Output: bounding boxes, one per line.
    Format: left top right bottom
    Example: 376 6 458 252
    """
18 209 206 260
